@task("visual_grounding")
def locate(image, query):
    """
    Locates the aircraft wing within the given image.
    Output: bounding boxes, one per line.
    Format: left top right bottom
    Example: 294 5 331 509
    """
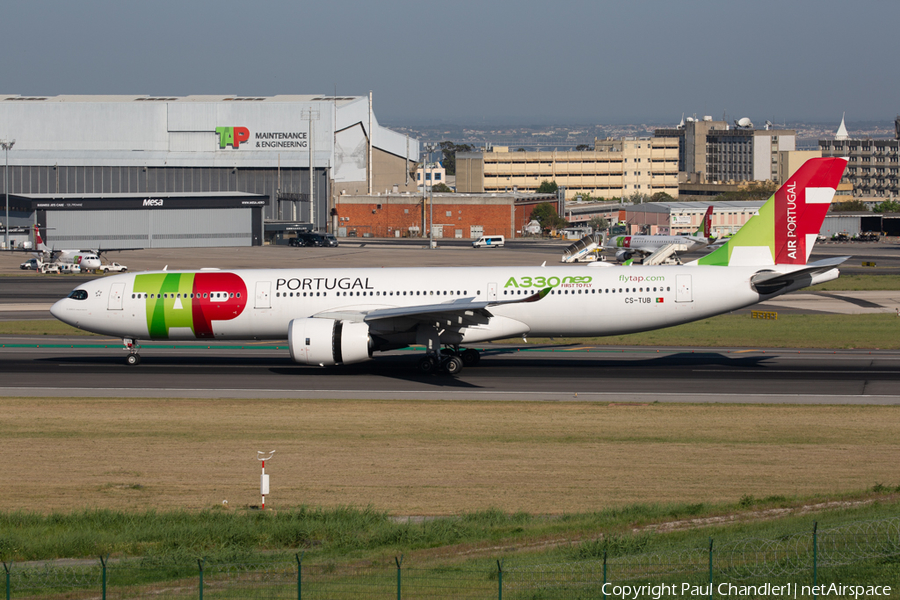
96 247 144 255
314 288 550 326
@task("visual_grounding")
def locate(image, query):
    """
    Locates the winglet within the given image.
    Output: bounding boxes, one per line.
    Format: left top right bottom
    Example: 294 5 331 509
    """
692 157 848 267
520 287 552 303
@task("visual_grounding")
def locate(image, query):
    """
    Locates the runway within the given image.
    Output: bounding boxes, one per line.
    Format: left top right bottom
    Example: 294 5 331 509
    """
1 337 898 404
3 243 900 404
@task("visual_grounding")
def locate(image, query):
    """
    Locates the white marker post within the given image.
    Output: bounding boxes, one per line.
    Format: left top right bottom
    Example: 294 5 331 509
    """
257 450 275 509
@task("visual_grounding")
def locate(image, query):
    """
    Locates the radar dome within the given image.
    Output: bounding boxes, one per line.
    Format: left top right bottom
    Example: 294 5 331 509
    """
737 117 753 128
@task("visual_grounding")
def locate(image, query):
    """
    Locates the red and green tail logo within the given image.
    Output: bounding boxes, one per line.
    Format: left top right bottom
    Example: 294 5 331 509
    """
695 157 847 267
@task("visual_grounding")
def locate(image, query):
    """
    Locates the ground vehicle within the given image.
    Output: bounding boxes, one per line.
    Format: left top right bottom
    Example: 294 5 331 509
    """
20 258 39 270
289 233 325 247
857 231 880 242
321 234 339 247
102 262 128 273
472 235 505 248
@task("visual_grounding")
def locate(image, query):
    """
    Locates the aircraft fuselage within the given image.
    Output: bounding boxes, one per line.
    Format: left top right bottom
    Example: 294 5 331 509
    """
50 264 816 345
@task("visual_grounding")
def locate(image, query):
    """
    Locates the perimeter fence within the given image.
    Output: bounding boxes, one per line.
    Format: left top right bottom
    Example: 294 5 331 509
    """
2 517 899 599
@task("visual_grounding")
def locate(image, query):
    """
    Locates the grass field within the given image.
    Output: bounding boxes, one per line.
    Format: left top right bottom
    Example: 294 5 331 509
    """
815 272 900 291
2 398 898 516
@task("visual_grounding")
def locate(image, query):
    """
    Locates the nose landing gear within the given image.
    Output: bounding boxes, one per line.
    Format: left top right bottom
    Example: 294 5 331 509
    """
123 338 141 365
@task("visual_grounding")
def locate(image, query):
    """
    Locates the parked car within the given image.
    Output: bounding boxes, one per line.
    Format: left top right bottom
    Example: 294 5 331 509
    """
20 258 39 270
321 233 339 247
102 262 128 273
289 233 329 247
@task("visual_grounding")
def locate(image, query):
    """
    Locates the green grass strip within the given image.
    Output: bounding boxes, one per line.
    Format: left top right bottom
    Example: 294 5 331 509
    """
4 313 900 349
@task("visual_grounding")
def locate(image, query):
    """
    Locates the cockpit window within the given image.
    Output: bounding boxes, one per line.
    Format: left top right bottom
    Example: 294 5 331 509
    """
67 290 89 300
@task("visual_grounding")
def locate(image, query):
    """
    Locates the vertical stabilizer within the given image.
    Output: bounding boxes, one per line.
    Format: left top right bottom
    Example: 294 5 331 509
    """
692 205 714 239
692 157 848 267
33 224 48 252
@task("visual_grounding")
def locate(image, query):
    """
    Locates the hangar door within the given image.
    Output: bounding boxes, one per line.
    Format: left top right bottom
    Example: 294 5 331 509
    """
47 209 253 249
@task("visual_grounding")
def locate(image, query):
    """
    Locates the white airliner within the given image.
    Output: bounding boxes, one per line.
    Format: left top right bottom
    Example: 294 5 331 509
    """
51 157 848 374
605 205 714 263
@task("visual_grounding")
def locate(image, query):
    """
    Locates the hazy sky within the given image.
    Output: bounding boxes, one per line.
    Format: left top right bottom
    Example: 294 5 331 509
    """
4 0 898 126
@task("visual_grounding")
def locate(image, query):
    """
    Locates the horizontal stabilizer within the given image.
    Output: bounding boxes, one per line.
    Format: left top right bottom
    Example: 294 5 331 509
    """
751 256 849 294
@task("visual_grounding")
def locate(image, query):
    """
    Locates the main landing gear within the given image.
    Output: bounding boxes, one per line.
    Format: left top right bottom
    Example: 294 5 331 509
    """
417 346 481 375
123 338 141 365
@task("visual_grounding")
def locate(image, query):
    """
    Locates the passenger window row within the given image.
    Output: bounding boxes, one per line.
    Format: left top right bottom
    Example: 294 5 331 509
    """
132 292 239 299
504 286 671 295
275 290 471 298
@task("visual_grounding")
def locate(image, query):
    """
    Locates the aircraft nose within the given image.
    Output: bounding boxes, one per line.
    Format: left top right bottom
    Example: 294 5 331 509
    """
50 298 66 321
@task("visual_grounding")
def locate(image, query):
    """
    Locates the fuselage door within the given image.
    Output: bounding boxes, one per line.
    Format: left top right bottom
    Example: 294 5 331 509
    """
487 282 498 301
675 274 693 303
107 282 125 311
255 281 271 309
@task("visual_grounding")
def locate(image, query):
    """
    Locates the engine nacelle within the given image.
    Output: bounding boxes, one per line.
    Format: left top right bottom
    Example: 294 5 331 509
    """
616 250 633 262
288 318 372 366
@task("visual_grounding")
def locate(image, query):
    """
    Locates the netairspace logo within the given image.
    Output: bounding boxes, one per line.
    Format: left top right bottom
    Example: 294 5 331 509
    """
600 582 892 600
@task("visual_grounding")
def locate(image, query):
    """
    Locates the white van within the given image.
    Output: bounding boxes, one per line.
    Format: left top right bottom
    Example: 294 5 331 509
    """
472 235 505 248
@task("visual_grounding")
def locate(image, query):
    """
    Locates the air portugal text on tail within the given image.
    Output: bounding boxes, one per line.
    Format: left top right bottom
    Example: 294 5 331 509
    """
49 158 848 374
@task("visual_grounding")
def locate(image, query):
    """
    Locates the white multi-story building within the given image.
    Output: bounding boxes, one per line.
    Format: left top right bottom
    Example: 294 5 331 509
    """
818 115 900 199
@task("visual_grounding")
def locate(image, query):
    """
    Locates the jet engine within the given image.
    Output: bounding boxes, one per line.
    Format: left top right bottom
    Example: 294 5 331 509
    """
616 250 633 262
288 318 372 366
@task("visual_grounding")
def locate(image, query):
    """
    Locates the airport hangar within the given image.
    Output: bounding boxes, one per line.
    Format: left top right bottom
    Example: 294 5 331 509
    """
0 94 419 248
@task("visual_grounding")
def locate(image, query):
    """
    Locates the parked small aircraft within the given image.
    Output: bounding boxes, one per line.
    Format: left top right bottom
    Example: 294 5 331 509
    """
604 205 714 263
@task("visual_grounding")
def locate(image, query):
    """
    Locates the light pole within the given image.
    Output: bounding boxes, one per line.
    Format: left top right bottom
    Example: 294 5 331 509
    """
425 144 435 249
429 153 434 249
1 140 14 249
421 144 435 246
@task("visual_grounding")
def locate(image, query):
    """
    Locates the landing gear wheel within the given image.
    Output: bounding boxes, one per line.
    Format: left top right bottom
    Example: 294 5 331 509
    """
126 353 141 366
418 356 437 374
461 348 481 367
444 356 464 375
